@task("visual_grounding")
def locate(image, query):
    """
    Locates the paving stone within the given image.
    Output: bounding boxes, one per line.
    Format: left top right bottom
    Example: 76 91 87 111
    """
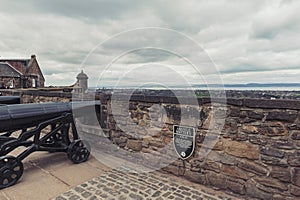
162 191 171 197
63 191 74 197
151 191 161 197
129 193 144 200
175 191 186 198
179 186 191 191
69 195 81 200
74 186 84 193
54 166 237 200
182 191 191 196
89 196 98 200
81 183 88 187
120 188 129 194
192 195 204 200
55 197 67 200
82 191 92 198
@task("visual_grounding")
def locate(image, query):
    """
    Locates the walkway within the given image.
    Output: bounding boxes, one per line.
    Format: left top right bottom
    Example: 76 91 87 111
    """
55 166 238 200
1 151 239 200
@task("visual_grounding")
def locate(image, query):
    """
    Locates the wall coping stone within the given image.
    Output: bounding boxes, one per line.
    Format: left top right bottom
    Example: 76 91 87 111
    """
100 94 300 110
1 90 299 110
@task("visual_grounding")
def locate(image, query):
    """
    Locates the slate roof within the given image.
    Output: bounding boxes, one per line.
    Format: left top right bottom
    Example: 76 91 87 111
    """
0 62 22 77
0 55 45 81
76 70 88 79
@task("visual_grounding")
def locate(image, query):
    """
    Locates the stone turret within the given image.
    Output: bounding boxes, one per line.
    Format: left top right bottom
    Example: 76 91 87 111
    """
76 70 88 92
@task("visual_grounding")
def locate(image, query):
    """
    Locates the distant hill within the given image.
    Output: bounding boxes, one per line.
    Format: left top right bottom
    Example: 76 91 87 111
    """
192 83 300 88
91 83 300 89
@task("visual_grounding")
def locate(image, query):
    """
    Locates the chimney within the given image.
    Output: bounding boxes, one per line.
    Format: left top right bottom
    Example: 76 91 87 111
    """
31 54 36 59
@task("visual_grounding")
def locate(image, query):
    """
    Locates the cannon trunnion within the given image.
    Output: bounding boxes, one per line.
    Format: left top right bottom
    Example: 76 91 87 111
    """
0 102 96 189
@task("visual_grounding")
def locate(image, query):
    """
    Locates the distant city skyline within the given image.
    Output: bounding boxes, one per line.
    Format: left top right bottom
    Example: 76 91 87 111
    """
1 0 300 87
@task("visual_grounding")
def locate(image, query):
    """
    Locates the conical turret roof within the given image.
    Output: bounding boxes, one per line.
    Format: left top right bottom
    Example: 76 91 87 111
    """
76 70 88 79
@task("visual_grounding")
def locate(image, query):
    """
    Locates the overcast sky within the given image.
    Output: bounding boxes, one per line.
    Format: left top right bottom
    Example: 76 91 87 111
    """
0 0 300 87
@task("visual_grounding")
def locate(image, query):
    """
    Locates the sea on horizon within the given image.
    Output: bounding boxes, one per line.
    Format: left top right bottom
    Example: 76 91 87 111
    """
90 86 300 91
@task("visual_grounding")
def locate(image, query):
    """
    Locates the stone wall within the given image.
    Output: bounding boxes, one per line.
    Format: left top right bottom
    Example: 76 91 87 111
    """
99 94 300 199
0 89 71 103
28 56 45 87
0 77 22 89
1 89 300 199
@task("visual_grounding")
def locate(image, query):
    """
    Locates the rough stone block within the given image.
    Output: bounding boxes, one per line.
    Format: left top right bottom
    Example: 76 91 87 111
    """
292 168 300 187
238 160 268 175
266 111 298 123
112 137 127 146
220 164 248 180
270 166 291 182
260 146 285 158
228 107 240 117
162 165 177 175
226 98 243 106
290 184 300 197
272 194 295 200
241 125 259 134
244 99 300 110
248 110 264 119
288 154 300 167
261 155 288 167
291 131 300 140
207 151 239 165
226 177 245 195
260 122 288 136
184 170 207 185
149 140 165 148
206 171 227 189
245 180 273 199
254 177 288 191
249 135 268 145
223 139 259 160
126 139 142 151
201 160 221 173
272 140 294 150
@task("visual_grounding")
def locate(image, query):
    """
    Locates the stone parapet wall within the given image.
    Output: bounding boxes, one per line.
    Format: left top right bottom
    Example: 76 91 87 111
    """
99 94 300 199
0 89 71 103
1 89 300 199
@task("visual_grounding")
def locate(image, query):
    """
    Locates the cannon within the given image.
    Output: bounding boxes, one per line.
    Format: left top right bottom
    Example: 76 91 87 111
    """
0 101 98 189
0 96 21 105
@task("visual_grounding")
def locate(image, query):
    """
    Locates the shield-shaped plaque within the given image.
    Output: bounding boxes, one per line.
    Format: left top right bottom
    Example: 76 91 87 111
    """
173 125 195 159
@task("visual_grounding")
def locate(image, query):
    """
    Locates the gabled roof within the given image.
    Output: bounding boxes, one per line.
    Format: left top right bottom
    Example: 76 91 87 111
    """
0 62 22 77
0 55 45 81
0 58 29 74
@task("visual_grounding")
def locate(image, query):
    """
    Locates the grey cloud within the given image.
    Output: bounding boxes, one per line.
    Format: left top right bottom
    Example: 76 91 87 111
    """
1 0 300 86
24 0 148 23
250 1 300 39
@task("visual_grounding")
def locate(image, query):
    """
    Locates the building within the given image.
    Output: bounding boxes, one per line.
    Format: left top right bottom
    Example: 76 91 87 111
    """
72 70 88 93
0 55 45 88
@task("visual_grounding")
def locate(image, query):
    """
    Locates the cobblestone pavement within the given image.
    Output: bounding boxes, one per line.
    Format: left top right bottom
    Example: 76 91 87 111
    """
54 167 239 200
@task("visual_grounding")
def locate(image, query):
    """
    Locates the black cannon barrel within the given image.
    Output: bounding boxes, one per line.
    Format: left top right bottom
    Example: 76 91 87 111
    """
0 101 99 132
0 96 21 105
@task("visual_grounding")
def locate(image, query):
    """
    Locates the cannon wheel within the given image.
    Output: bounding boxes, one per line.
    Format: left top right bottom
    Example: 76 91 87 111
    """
0 156 23 189
67 140 90 164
